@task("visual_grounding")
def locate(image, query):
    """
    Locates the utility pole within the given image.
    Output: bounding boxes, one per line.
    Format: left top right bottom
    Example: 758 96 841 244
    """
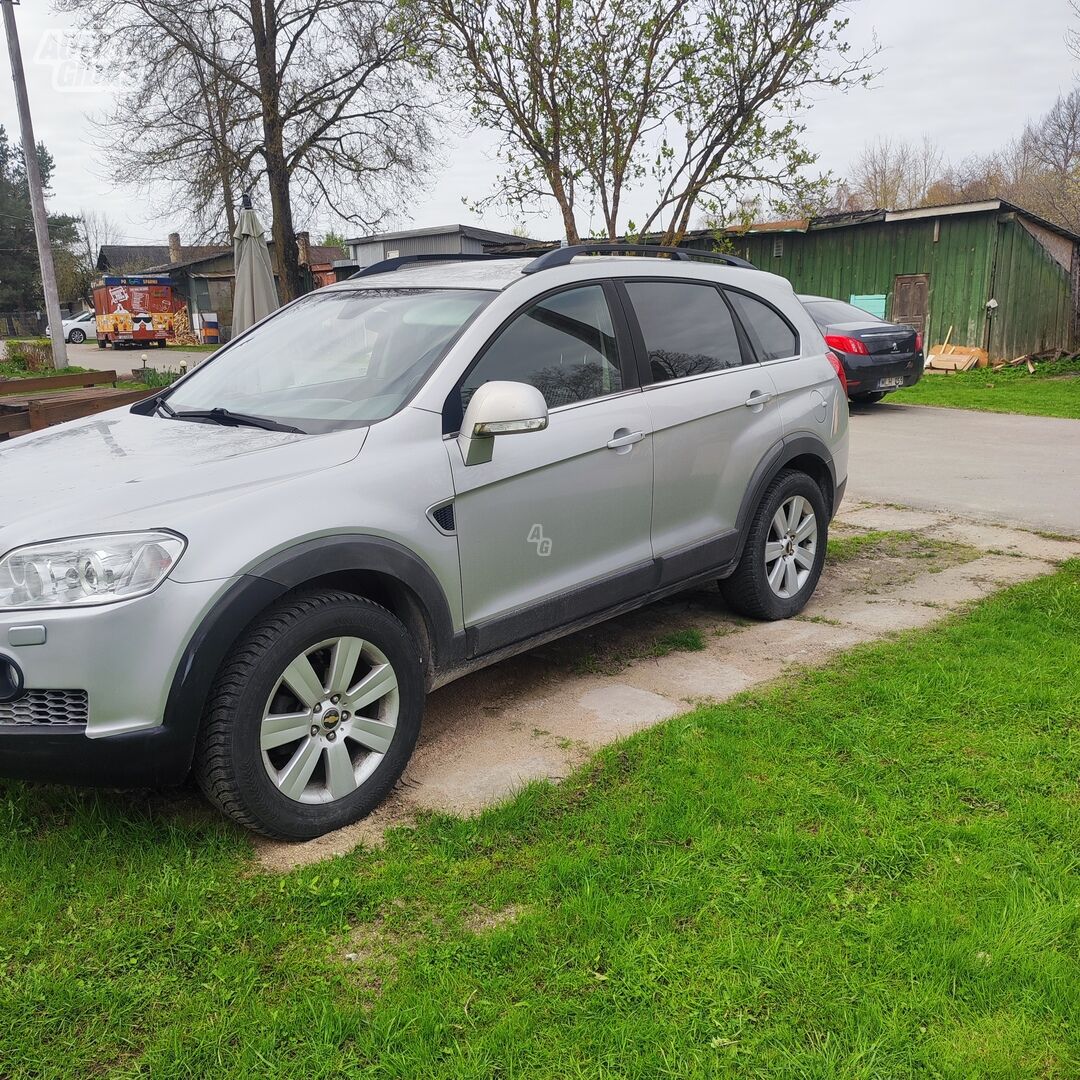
2 0 66 369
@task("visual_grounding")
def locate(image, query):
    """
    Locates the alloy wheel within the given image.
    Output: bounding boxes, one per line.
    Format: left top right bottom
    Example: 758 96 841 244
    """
764 495 818 598
260 636 399 804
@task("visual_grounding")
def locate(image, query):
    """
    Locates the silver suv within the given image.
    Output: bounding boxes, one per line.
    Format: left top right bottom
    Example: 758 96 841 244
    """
0 246 848 838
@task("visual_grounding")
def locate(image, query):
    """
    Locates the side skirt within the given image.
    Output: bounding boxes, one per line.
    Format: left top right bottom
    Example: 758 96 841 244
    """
431 534 739 690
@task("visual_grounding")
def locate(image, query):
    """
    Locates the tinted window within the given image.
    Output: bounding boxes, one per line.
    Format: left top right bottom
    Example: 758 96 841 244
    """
727 291 799 361
626 282 743 382
461 285 623 413
804 299 884 328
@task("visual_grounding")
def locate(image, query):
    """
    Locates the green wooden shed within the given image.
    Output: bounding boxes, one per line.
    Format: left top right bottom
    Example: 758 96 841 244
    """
694 200 1080 361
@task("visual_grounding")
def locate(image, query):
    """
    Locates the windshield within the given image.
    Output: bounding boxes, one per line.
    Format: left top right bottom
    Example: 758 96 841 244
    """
165 288 492 433
804 299 884 328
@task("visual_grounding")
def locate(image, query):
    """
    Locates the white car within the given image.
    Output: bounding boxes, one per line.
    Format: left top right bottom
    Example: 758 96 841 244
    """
48 310 97 344
1 244 849 839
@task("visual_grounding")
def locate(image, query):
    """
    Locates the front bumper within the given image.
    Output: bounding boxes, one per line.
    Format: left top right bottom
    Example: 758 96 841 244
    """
0 723 197 786
0 576 232 786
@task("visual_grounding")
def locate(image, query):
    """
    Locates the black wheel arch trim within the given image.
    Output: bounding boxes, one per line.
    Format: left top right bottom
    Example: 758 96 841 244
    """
155 536 460 784
733 434 839 562
249 535 458 666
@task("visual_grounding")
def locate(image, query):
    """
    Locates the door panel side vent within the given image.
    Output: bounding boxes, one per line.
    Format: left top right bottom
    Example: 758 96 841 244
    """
428 502 456 534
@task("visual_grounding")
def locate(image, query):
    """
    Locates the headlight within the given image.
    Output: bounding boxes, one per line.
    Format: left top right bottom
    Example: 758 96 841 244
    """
0 532 186 611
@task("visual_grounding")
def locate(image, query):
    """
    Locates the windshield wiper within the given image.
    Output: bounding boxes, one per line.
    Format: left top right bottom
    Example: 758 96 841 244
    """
165 405 305 434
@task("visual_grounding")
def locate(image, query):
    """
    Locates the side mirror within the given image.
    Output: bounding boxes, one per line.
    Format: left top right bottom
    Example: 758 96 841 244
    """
458 381 549 466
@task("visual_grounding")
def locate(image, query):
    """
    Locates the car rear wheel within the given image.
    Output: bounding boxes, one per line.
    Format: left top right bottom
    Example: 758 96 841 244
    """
850 391 886 404
720 469 828 621
68 329 86 344
194 589 423 839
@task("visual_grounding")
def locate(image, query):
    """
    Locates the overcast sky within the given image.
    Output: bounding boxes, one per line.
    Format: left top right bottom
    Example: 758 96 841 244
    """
1 0 1076 246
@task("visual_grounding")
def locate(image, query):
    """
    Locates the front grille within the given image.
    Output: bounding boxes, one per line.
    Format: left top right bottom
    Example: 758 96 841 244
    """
0 689 89 727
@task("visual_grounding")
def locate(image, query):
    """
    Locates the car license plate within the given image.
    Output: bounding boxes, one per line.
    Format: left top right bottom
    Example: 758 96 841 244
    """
878 376 905 389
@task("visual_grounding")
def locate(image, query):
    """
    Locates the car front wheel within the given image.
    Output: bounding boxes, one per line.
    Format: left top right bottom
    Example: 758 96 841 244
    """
720 469 829 621
194 589 423 839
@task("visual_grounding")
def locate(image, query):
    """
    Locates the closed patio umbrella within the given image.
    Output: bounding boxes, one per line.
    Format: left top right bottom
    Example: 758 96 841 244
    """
232 197 278 334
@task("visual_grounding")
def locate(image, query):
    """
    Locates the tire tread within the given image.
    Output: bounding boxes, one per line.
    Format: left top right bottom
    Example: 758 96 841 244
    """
194 589 412 838
720 468 827 621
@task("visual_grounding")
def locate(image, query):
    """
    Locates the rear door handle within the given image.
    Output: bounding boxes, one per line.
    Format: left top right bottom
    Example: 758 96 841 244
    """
744 392 773 408
607 429 645 449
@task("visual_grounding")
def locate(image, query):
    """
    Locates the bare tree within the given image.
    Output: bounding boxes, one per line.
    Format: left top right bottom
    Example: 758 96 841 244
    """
433 0 874 244
1016 91 1080 230
636 1 876 242
59 0 438 299
848 137 943 210
91 10 257 242
1068 0 1080 62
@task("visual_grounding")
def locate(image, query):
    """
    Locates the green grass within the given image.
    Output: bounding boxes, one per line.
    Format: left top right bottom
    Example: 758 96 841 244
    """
1 565 1079 1077
649 626 707 656
891 356 1080 418
0 356 91 381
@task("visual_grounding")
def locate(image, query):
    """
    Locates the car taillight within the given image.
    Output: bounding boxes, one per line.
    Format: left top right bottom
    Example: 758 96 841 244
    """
915 332 923 354
826 350 848 394
824 334 869 355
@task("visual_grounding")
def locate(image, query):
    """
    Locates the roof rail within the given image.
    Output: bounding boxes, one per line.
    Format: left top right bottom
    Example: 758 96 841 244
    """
521 243 756 274
350 252 532 279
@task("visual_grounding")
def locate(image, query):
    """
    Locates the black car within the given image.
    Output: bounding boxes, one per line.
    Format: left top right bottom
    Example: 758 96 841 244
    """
799 295 925 404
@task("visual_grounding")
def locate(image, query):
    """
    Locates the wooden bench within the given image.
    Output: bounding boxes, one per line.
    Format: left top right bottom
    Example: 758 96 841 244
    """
0 379 155 441
0 370 119 397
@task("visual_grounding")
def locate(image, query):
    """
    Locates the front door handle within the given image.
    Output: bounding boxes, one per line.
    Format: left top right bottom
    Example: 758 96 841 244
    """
607 429 645 449
744 392 773 408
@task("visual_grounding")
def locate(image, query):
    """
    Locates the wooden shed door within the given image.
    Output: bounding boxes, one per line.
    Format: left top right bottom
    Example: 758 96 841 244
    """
892 275 929 335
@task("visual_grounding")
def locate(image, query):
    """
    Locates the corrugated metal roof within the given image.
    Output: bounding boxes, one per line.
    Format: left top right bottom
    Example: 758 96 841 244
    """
727 218 810 234
141 247 231 273
98 243 228 271
885 199 1080 242
344 223 541 247
140 242 346 275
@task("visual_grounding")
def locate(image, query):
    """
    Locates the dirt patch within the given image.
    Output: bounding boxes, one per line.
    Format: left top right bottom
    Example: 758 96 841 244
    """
254 504 1080 872
464 904 528 933
335 916 401 997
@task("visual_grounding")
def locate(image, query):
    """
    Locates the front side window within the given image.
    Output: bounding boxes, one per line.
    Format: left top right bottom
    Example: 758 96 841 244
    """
625 281 744 383
165 288 491 432
459 285 624 416
728 291 799 361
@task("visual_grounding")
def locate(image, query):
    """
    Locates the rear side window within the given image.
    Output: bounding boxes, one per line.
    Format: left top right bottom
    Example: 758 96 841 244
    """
460 284 624 413
625 281 744 383
727 291 799 361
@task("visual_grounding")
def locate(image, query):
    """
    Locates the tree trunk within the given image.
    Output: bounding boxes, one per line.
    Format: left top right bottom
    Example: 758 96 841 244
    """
250 0 303 301
550 171 580 244
263 122 302 300
223 184 237 238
